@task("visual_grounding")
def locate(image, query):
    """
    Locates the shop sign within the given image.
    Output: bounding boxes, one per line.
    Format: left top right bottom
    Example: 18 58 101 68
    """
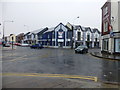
58 39 64 42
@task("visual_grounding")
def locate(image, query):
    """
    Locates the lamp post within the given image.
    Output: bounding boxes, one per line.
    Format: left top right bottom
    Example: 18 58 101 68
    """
2 20 14 46
72 16 79 48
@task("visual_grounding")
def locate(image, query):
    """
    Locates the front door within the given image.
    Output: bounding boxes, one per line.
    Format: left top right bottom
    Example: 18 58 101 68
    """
58 42 63 47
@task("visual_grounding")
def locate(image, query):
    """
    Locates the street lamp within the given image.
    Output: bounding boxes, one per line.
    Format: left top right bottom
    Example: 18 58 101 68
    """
2 20 14 46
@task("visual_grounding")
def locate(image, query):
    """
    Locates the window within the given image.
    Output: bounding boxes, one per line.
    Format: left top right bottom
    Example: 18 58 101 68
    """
103 39 109 50
104 21 108 32
38 35 42 39
34 34 35 38
95 38 97 42
52 32 54 39
103 6 108 16
77 32 81 41
115 39 120 52
87 34 90 41
48 35 50 39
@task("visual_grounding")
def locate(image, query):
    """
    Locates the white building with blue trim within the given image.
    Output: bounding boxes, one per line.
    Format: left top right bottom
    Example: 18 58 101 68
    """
23 22 101 48
39 23 73 48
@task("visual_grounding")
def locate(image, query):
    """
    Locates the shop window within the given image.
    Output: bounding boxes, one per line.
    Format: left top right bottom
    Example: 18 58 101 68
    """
103 39 109 50
115 39 120 52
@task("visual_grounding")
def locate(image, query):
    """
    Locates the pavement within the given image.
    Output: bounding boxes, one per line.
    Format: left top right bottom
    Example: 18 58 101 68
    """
89 48 120 61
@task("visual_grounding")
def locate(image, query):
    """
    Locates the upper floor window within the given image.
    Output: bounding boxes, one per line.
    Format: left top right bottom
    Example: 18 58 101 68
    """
77 32 81 41
95 34 98 38
34 34 35 38
39 35 42 39
103 6 108 16
52 32 54 38
48 35 50 39
87 34 90 41
104 21 108 32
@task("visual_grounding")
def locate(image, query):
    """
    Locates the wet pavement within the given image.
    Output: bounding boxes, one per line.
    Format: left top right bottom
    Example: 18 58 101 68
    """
2 75 119 88
90 49 120 60
1 46 120 88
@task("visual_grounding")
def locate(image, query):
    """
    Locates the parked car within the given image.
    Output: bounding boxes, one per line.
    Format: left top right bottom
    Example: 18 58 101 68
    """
14 43 21 46
0 42 2 45
21 43 30 47
4 43 11 47
30 44 43 49
75 45 88 54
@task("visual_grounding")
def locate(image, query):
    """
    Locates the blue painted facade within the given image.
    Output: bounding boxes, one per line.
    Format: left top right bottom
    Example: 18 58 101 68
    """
38 23 73 48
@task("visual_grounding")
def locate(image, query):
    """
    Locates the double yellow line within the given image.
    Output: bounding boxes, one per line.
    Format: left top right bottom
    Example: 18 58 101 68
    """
1 73 98 82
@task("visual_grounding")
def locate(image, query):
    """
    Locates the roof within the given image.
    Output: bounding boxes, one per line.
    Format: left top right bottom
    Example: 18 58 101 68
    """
85 27 93 33
10 34 14 36
66 22 73 30
80 26 86 32
44 27 54 33
31 28 44 34
70 24 100 34
92 28 101 34
37 27 48 35
24 27 48 36
24 32 30 36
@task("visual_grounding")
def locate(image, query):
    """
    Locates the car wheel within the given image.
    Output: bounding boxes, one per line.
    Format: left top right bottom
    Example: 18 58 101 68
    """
83 51 85 54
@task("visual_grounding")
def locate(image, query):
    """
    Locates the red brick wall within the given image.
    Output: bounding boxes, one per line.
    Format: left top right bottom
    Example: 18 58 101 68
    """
101 2 111 36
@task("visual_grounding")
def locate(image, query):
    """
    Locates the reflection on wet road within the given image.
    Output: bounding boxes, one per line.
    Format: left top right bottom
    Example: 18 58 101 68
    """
2 46 120 84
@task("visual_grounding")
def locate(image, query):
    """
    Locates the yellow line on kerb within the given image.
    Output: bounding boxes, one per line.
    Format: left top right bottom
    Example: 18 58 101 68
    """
2 73 98 82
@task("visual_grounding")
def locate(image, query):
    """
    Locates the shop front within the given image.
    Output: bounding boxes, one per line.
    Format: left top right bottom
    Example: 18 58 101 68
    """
57 30 65 47
102 38 109 51
115 38 120 53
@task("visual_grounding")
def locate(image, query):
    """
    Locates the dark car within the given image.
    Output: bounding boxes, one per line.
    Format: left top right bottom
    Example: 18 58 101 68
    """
3 43 11 47
75 45 88 54
30 44 43 49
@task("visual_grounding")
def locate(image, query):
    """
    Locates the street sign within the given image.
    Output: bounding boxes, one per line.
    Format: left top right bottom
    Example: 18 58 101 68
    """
110 31 114 38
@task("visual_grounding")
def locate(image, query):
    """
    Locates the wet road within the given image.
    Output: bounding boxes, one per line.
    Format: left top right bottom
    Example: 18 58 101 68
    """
1 46 120 88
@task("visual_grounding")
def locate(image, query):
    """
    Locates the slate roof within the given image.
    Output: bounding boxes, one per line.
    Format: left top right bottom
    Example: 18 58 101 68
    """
24 27 48 36
24 32 30 36
44 27 54 33
85 27 93 33
37 27 48 35
31 28 44 34
92 28 101 34
73 25 85 32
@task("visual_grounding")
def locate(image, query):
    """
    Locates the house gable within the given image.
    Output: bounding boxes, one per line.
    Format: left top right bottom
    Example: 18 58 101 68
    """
54 23 68 32
66 22 73 30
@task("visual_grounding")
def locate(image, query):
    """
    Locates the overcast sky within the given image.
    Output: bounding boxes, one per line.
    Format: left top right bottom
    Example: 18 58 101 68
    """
0 0 107 37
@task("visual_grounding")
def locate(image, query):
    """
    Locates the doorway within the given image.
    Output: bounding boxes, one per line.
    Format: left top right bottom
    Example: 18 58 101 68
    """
58 42 63 47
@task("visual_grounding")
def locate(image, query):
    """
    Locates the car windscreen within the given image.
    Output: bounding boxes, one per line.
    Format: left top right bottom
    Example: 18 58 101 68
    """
77 46 84 49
